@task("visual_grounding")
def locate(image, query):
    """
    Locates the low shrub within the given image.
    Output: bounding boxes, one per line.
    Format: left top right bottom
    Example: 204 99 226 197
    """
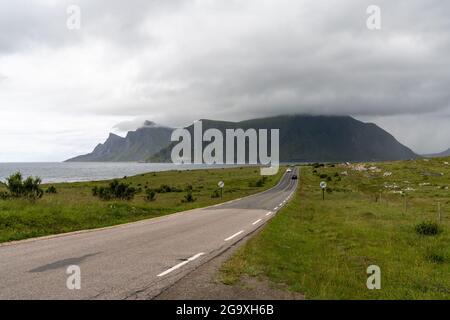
182 190 196 203
146 189 156 201
425 252 446 264
249 176 268 187
46 186 57 194
5 172 44 200
0 191 9 200
414 221 441 236
211 189 220 198
155 184 182 193
92 180 138 201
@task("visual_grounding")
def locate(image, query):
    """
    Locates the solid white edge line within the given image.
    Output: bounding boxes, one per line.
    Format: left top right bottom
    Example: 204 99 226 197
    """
157 252 205 277
224 230 244 241
252 219 262 225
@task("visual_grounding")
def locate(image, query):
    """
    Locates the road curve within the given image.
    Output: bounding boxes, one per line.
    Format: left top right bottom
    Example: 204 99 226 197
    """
0 168 299 300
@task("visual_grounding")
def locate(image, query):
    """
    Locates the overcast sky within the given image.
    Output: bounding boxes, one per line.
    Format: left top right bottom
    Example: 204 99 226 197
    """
1 0 449 161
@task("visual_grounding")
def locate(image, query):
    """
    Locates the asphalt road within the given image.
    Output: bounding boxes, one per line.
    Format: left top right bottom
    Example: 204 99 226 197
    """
0 168 298 300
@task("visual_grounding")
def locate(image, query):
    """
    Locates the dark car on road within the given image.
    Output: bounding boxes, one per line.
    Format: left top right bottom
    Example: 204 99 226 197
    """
291 175 298 180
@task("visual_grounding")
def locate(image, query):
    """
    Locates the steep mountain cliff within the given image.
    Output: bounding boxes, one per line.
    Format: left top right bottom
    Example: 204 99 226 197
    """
66 122 172 162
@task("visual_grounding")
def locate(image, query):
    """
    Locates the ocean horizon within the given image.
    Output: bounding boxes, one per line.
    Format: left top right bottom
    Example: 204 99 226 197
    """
0 162 237 184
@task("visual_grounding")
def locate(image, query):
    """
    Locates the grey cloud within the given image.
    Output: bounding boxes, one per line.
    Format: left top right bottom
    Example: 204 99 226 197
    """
0 1 81 53
1 0 450 157
112 117 156 132
89 0 450 123
0 0 187 54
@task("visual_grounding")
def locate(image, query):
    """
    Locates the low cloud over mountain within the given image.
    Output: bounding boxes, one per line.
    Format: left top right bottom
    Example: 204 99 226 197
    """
1 1 449 161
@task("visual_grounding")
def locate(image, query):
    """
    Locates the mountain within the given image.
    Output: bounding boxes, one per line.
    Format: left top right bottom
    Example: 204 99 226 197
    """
67 115 418 163
66 121 173 162
423 148 450 158
149 115 418 163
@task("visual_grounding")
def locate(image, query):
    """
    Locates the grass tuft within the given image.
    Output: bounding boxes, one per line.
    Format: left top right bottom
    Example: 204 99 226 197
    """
415 221 442 236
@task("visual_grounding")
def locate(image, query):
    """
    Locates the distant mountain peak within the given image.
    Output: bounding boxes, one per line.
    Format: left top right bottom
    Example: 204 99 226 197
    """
66 123 173 162
142 120 156 127
108 132 123 139
424 147 450 158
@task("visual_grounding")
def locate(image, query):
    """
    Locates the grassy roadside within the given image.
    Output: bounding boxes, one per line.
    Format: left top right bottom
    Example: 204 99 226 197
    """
220 158 450 299
0 166 284 243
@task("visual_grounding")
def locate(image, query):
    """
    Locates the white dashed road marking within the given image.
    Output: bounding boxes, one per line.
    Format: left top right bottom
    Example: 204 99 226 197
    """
252 219 262 225
157 252 205 277
224 230 244 242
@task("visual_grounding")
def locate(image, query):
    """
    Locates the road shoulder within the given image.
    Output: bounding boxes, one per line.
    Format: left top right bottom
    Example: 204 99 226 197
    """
153 228 304 300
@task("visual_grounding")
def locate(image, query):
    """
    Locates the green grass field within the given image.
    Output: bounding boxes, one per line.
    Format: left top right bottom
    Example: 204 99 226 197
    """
221 158 450 299
0 167 284 243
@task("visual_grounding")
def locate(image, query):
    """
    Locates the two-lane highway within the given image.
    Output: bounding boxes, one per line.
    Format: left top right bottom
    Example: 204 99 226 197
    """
0 167 298 299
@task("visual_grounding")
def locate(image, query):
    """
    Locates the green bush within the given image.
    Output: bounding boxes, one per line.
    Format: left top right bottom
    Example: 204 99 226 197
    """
182 189 196 203
425 252 446 264
159 184 172 193
211 189 220 198
92 180 137 201
154 184 182 193
46 186 57 194
249 176 267 187
414 221 441 236
5 172 44 200
257 176 268 187
146 189 156 201
0 191 9 200
6 172 23 196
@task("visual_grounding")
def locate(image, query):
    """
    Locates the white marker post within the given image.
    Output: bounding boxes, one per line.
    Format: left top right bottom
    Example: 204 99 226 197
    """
320 181 327 200
402 192 407 214
438 202 441 223
218 181 224 199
